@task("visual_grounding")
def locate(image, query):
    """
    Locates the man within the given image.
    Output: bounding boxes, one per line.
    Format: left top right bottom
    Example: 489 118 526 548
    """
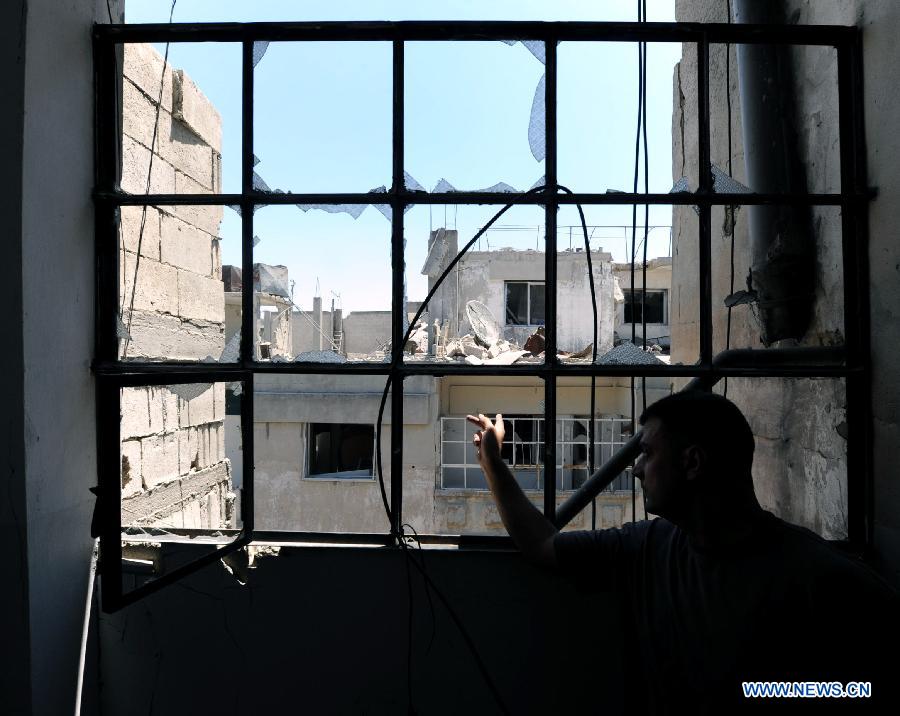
468 391 897 714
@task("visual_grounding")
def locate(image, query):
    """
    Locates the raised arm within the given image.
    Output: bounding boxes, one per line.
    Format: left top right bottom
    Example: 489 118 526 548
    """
467 413 558 568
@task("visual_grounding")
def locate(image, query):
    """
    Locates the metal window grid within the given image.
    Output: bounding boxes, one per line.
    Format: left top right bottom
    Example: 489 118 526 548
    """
93 20 871 611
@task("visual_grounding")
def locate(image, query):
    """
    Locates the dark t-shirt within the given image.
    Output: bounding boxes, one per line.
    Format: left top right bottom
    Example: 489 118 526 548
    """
554 512 898 714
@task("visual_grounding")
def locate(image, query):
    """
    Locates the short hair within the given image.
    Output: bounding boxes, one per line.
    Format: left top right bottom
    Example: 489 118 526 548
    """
639 390 755 474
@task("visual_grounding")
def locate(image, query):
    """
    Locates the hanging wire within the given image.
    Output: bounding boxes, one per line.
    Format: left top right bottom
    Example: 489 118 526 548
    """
724 0 736 398
120 0 179 357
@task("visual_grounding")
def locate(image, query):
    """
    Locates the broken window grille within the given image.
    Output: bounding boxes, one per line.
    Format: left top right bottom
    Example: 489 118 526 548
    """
94 20 870 611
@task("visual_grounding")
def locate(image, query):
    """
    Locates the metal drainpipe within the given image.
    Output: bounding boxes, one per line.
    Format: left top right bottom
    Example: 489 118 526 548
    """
733 0 815 345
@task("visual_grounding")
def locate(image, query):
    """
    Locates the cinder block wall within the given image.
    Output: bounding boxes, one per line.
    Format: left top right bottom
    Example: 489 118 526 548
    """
118 44 232 529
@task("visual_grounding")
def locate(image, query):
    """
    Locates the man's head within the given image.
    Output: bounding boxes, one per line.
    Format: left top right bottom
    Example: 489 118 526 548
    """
634 390 756 518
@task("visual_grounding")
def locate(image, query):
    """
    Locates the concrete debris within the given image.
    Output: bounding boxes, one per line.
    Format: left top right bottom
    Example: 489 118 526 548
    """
464 355 483 365
596 341 666 365
484 349 529 366
524 327 545 355
294 350 348 363
253 263 290 299
567 343 594 360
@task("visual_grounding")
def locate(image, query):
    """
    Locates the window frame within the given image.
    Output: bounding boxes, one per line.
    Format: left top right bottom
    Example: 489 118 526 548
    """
622 288 667 325
93 20 871 612
505 280 546 327
305 422 376 481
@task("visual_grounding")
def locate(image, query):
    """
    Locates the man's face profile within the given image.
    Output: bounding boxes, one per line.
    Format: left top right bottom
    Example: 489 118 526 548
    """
634 417 688 518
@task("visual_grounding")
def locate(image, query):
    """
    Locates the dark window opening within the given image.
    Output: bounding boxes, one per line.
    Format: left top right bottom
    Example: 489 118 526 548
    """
623 289 666 324
308 423 374 479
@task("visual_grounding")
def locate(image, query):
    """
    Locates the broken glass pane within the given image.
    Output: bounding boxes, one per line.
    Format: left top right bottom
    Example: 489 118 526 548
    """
406 41 545 195
254 42 391 192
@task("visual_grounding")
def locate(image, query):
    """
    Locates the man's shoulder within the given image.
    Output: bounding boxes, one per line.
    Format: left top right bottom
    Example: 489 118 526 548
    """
761 512 897 597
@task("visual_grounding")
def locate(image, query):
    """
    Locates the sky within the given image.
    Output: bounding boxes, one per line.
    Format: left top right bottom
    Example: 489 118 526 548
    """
125 1 681 313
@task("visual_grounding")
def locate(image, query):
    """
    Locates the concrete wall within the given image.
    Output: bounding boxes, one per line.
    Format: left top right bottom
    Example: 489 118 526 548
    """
118 45 233 531
3 1 125 713
98 546 625 716
671 0 900 560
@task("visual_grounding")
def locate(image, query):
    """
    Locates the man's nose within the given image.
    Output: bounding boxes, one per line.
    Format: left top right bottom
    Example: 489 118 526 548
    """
633 456 644 479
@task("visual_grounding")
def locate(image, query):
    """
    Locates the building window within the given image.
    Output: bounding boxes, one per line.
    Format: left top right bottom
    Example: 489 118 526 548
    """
308 423 375 479
623 289 667 324
505 281 545 326
441 416 633 492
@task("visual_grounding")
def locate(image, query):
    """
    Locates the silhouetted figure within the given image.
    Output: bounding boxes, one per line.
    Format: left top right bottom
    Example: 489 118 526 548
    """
468 391 898 714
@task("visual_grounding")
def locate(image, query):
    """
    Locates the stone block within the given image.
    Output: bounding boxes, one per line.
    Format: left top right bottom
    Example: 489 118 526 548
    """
120 206 161 260
121 439 143 498
121 77 171 157
147 386 180 434
121 387 151 439
179 383 216 428
165 186 223 236
178 426 198 475
118 310 225 362
213 382 226 421
119 251 179 317
160 119 215 191
173 69 222 150
160 212 216 276
124 43 173 112
120 134 176 195
140 432 180 489
206 489 221 529
177 269 225 323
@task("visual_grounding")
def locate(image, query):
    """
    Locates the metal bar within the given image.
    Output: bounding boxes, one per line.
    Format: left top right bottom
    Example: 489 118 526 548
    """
93 190 853 207
542 40 558 521
241 40 254 367
389 40 405 537
697 36 713 366
115 534 252 611
94 20 852 46
838 34 872 552
237 40 257 542
96 380 124 612
241 373 255 533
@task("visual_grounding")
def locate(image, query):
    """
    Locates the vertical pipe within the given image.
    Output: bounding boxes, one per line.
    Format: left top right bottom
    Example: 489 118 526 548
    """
734 0 814 345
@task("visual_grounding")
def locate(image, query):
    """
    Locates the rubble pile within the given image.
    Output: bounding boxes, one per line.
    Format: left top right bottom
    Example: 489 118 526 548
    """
594 341 665 365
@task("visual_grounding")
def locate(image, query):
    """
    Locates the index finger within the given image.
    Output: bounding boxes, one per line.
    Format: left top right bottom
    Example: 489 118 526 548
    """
466 413 491 429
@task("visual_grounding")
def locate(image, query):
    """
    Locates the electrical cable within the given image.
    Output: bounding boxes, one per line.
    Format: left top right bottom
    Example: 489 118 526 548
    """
120 0 178 357
724 0 735 398
376 183 596 716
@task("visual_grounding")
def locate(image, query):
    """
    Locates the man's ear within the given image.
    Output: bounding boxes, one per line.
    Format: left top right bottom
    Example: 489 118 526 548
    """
682 445 706 482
